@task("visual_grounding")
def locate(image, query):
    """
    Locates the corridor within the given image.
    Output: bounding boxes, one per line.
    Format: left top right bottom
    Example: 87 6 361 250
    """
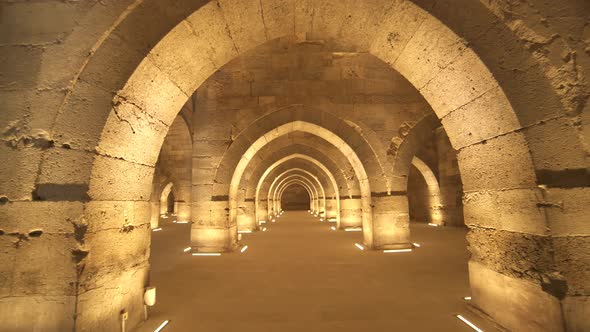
140 212 499 332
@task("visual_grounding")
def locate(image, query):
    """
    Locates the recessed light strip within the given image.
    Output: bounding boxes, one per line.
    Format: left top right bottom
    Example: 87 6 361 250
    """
154 320 170 332
383 249 412 253
456 315 483 332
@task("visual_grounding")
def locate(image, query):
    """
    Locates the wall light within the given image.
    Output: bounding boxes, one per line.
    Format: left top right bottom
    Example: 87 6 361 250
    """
354 243 365 250
456 315 483 332
345 228 362 232
192 253 221 256
412 243 421 247
144 287 156 306
183 247 191 252
240 245 249 253
428 223 439 227
152 228 162 232
154 320 170 332
383 249 412 253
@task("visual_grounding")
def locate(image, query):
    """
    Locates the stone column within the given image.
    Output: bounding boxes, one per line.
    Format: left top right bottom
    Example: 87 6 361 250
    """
370 194 411 249
236 199 257 231
325 197 338 221
257 199 268 224
339 197 362 228
175 201 191 222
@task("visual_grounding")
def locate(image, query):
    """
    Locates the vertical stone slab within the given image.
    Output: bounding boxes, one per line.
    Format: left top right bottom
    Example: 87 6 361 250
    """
339 197 362 228
371 195 411 249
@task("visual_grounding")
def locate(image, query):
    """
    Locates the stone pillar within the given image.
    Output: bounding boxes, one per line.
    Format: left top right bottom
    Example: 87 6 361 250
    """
150 200 160 228
175 201 191 222
257 199 268 224
191 183 237 253
435 127 464 226
325 197 338 221
339 197 362 228
236 200 257 231
159 199 168 215
370 195 411 249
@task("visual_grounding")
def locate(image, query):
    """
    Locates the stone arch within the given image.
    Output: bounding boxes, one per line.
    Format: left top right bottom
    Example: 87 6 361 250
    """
5 1 586 330
278 182 313 212
268 170 326 219
229 121 372 247
410 157 443 225
159 182 174 216
276 178 318 216
254 154 342 228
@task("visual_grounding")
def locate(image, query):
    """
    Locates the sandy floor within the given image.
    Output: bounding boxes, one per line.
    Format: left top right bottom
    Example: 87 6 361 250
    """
137 211 499 332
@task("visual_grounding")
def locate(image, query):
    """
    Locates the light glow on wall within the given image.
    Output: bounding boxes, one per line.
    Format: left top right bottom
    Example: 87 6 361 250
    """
354 243 365 250
192 253 221 256
154 320 170 332
456 315 483 332
383 249 412 253
240 245 249 253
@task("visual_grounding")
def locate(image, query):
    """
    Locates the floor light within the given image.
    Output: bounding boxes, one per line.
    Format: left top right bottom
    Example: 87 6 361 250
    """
464 296 472 300
154 320 170 332
428 223 439 227
192 253 221 256
152 228 162 232
345 228 362 232
183 247 191 252
240 245 249 253
456 315 483 332
412 243 421 247
354 243 364 250
330 226 336 231
176 221 189 224
262 227 267 232
383 249 412 253
238 230 252 234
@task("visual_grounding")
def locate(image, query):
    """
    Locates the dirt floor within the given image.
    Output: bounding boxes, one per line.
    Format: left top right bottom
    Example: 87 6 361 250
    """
137 211 501 332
